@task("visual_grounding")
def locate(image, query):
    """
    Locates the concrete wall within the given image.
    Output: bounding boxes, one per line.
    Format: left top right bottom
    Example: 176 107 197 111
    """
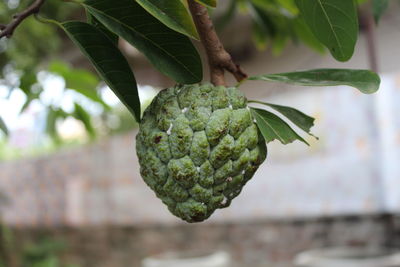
9 214 399 267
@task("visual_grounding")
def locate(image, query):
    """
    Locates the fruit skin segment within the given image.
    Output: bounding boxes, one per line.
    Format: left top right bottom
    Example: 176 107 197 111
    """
136 84 267 222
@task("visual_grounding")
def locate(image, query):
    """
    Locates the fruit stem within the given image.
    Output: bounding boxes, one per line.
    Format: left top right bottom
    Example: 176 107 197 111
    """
188 0 247 86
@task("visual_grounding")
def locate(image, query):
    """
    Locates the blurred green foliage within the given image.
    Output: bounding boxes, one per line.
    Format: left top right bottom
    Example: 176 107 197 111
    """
0 0 141 150
0 0 390 151
0 0 72 70
0 224 78 267
214 0 323 54
216 0 376 55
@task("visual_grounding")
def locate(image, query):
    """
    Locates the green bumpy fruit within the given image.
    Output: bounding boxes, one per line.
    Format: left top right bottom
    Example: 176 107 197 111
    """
136 84 267 222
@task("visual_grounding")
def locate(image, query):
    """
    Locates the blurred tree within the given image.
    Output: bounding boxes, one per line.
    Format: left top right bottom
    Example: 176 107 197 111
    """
0 0 388 145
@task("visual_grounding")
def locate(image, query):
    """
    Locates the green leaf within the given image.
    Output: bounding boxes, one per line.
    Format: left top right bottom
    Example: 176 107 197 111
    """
373 0 389 24
19 72 37 94
0 117 8 137
20 87 43 114
86 11 118 45
73 103 95 139
249 100 317 138
275 0 299 15
18 71 42 114
48 61 110 110
136 0 199 39
249 69 380 94
292 17 325 53
60 21 141 122
271 34 289 56
295 0 358 61
250 4 277 38
251 21 268 50
49 61 98 90
46 108 60 142
83 0 203 84
251 108 309 145
215 0 236 31
195 0 217 8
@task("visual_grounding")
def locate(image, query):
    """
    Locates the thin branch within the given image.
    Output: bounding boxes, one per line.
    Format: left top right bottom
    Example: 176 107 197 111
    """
188 0 247 86
360 5 378 73
0 0 46 39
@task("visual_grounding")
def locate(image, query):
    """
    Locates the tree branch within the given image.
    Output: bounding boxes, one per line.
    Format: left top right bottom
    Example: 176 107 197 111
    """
188 0 247 86
0 0 46 39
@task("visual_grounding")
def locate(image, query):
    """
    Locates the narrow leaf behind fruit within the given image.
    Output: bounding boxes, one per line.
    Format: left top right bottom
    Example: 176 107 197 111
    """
295 0 358 61
0 116 8 136
136 0 199 39
251 108 309 145
60 21 141 122
249 100 316 138
249 69 380 94
84 0 203 84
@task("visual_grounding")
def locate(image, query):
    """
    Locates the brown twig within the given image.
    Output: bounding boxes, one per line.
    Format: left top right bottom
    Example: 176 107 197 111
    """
361 5 378 72
0 0 46 39
188 0 247 86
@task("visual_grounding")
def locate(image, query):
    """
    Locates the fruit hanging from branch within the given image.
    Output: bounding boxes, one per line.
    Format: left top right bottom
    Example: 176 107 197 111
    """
0 0 381 222
136 84 267 222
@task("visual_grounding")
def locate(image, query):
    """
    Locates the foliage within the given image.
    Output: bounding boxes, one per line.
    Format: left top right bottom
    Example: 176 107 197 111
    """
295 0 358 61
0 224 78 267
83 0 203 84
59 21 140 121
249 69 381 94
373 0 389 24
0 0 383 146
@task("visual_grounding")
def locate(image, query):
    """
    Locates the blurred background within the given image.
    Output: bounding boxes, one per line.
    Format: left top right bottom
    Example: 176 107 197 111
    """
1 0 400 266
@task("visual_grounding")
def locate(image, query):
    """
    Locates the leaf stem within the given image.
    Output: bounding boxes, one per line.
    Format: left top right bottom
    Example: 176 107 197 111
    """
187 0 247 86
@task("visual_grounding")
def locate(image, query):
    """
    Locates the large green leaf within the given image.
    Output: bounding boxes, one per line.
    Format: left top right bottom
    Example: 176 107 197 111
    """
60 21 141 122
249 69 380 94
249 100 316 138
136 0 199 39
292 17 325 53
195 0 217 8
0 116 8 137
83 0 203 84
373 0 389 24
251 108 309 145
295 0 358 61
86 11 118 45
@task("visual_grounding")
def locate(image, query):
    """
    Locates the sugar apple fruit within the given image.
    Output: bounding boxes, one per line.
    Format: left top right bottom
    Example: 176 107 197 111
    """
136 84 267 222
